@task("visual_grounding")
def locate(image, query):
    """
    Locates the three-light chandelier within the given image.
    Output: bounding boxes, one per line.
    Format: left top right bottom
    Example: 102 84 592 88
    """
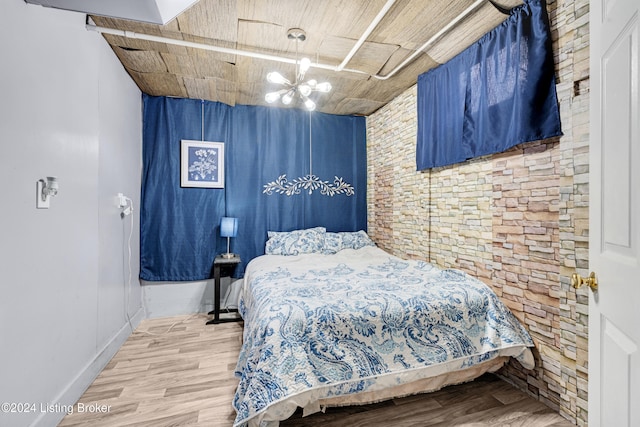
264 29 332 111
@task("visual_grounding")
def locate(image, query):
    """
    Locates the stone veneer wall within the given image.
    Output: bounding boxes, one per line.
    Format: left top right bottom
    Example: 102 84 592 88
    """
365 0 589 424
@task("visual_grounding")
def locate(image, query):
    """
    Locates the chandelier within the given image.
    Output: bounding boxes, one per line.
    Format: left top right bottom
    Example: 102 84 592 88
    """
264 29 332 111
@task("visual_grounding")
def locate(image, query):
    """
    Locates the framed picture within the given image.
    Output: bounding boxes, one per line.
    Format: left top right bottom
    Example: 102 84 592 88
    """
180 140 225 188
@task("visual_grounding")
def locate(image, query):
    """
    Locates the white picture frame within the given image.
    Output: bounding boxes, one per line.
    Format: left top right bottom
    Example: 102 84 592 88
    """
180 140 225 188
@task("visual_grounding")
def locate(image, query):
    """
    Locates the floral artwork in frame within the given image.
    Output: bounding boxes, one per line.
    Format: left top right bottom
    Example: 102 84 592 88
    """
180 140 225 188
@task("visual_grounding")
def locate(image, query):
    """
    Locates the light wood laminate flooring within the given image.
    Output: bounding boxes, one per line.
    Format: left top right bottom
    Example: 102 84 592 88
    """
59 315 574 427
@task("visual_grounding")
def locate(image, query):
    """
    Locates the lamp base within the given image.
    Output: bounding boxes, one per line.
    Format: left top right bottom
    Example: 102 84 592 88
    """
221 252 237 259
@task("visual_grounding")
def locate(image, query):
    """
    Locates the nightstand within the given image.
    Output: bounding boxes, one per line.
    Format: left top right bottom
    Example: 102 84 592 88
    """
206 255 242 325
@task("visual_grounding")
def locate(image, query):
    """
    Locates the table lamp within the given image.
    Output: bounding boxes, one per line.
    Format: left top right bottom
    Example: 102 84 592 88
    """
220 217 238 259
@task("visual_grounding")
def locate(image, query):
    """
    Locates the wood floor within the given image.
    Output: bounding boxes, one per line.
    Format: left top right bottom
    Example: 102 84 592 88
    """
59 315 574 427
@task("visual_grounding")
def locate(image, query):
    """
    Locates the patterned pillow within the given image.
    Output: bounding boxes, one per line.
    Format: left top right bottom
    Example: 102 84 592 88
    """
322 232 343 254
265 227 326 255
322 230 376 254
340 230 376 250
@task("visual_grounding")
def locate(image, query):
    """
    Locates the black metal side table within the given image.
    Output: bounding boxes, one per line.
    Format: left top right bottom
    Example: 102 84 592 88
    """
206 255 242 325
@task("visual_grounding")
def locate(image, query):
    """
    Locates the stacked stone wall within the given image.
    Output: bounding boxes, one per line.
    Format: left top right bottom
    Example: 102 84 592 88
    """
366 1 589 423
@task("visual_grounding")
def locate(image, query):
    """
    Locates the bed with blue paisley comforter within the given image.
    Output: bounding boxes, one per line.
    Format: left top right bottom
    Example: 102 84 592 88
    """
234 246 534 427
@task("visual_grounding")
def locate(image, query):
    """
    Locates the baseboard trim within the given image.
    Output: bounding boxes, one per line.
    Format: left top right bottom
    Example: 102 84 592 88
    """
31 306 145 427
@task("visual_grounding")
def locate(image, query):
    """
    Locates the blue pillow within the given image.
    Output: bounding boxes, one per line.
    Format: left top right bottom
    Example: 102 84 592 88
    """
322 232 343 254
265 227 326 255
340 230 376 250
322 230 376 254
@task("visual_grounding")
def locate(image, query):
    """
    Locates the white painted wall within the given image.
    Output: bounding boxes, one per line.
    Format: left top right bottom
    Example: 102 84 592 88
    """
0 2 143 426
142 277 242 318
142 279 215 318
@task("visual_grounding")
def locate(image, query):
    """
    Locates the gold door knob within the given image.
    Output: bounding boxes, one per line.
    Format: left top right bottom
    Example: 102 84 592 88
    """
571 272 598 291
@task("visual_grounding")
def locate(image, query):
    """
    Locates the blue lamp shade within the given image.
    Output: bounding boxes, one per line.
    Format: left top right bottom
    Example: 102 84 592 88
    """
220 217 238 258
220 217 238 238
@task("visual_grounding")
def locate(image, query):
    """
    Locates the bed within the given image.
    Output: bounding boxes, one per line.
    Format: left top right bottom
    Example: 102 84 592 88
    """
233 229 534 427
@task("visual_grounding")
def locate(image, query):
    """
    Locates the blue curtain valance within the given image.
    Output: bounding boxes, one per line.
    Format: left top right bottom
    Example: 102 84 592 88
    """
416 0 562 170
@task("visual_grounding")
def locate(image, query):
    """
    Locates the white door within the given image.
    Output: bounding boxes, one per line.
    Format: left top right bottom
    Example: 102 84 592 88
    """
589 0 640 425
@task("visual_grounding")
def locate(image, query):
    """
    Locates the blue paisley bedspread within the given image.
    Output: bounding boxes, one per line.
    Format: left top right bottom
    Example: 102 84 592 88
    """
234 246 534 427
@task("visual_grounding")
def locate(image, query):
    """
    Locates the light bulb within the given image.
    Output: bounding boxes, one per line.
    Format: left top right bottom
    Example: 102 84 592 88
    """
267 71 290 85
282 91 294 105
265 92 281 103
299 84 312 97
315 82 332 93
299 58 311 74
304 98 316 111
306 79 317 89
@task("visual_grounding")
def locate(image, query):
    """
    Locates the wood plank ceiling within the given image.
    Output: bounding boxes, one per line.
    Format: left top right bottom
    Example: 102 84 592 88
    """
91 0 524 116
